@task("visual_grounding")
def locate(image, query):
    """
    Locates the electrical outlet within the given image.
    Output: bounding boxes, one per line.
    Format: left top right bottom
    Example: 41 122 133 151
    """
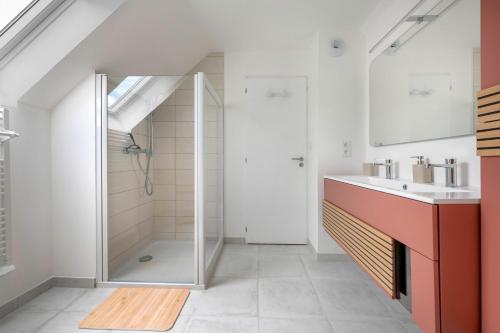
343 140 352 157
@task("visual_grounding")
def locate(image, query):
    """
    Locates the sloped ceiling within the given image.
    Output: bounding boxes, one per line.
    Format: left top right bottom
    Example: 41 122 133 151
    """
0 0 126 107
21 0 381 108
186 0 382 51
21 0 212 108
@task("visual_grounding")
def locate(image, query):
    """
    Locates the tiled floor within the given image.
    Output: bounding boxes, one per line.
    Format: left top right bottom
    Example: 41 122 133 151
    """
0 244 423 333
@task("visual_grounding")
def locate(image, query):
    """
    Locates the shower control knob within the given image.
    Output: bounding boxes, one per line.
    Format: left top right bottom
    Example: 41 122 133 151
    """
299 162 304 167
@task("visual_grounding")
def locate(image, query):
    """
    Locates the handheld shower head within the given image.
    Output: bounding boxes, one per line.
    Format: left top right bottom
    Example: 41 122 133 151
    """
124 133 145 154
131 114 154 196
128 133 139 148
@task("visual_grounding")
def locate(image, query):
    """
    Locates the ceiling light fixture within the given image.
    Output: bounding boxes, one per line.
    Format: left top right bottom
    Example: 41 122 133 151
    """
369 0 459 55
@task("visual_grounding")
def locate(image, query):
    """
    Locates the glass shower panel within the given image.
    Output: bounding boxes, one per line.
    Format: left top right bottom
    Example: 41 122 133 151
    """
203 84 223 270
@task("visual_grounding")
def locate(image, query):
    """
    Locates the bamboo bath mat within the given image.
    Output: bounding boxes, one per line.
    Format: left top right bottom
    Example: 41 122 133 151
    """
79 288 189 331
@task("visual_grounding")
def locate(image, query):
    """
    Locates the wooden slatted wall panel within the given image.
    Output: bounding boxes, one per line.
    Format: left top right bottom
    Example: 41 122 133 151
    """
477 85 500 156
322 200 396 298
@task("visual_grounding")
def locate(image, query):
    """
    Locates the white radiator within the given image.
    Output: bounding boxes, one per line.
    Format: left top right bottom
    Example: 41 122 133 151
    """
0 107 19 267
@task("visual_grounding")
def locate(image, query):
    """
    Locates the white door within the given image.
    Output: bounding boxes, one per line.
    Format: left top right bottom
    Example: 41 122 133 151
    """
244 77 307 244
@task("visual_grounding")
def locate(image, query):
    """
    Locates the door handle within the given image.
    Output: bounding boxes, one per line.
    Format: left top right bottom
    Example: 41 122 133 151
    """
291 157 304 162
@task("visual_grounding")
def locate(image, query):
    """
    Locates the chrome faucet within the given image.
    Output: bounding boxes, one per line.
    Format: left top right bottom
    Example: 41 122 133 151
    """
373 159 394 179
425 158 458 187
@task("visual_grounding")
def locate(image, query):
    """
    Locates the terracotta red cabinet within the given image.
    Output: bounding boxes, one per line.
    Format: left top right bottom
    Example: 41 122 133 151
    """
324 179 480 333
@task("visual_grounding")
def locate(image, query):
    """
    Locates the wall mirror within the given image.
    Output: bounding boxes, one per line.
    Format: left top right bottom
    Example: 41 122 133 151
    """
369 0 480 146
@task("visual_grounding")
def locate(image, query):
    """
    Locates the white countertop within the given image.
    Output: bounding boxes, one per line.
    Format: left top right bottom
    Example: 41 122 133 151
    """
325 175 481 205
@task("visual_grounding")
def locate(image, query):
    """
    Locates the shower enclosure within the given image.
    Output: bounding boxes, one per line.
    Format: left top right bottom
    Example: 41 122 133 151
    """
95 73 223 287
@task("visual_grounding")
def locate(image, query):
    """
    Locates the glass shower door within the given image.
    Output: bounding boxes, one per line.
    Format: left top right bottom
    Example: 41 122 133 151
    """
195 73 224 285
97 74 199 286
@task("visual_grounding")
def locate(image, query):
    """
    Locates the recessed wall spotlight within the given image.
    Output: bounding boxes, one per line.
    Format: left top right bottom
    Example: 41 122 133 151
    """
330 39 345 57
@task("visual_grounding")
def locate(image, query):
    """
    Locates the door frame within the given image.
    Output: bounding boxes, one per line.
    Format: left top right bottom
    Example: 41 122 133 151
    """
243 75 309 244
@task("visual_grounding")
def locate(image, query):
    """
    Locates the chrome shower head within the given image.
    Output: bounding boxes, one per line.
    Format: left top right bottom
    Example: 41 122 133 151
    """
124 133 146 154
128 133 139 148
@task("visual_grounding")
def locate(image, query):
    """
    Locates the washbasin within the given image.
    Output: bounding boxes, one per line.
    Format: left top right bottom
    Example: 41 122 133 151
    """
344 176 470 193
324 175 480 204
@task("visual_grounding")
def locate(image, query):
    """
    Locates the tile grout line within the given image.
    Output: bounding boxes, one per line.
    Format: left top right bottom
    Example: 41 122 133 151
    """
61 289 89 312
33 288 88 333
180 315 191 333
297 254 337 333
32 310 61 333
358 277 412 326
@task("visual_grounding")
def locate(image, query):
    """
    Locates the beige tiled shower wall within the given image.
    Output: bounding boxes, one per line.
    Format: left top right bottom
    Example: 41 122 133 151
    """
152 53 224 240
107 118 154 272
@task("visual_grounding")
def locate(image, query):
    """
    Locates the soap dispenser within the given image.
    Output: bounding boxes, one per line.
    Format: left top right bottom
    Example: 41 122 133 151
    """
411 156 432 183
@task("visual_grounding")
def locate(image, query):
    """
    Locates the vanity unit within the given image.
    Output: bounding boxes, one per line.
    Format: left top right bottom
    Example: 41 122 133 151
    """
323 176 480 333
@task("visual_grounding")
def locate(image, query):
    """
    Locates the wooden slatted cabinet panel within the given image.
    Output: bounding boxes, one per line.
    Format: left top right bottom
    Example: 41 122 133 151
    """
476 84 500 156
322 200 396 297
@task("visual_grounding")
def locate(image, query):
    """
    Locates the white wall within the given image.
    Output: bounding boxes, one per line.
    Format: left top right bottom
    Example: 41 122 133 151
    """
0 104 52 306
51 73 96 278
307 34 320 251
362 0 480 187
0 0 125 303
314 29 367 253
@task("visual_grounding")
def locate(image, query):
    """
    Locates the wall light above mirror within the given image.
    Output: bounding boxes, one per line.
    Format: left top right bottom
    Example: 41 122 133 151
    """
369 0 480 147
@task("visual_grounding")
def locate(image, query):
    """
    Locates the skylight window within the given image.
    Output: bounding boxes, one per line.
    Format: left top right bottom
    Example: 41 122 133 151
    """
108 76 145 108
0 0 67 61
0 0 35 34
